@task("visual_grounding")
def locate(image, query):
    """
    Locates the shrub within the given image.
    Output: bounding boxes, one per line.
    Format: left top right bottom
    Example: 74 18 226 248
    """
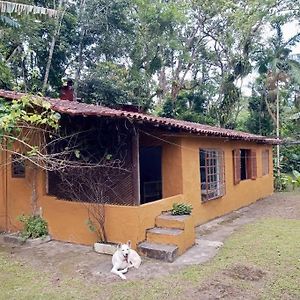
171 203 193 215
18 215 48 240
291 170 300 190
274 173 289 191
281 145 300 173
274 170 300 191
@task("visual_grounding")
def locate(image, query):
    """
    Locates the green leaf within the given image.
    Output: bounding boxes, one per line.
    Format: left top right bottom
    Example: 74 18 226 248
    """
74 150 81 159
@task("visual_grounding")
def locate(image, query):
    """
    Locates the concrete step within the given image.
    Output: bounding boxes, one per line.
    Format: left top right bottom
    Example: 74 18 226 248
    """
146 227 184 247
147 227 184 235
137 241 178 262
155 213 189 229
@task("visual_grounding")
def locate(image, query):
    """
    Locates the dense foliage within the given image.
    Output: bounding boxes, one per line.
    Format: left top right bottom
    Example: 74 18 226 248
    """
18 214 48 240
0 95 60 152
0 0 299 176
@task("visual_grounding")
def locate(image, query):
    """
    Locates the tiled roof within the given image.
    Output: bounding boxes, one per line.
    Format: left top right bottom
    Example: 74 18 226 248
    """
0 89 279 144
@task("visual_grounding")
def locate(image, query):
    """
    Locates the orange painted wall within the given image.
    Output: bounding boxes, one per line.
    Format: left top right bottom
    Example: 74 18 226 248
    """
0 151 6 230
0 149 183 248
0 140 39 232
38 192 182 249
180 137 274 226
104 194 183 248
0 134 274 248
162 138 183 198
139 133 183 198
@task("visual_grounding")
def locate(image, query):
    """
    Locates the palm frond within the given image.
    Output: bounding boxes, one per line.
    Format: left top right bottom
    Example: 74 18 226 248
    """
0 14 19 27
290 54 300 63
288 112 300 120
0 1 58 18
284 32 300 48
288 59 300 85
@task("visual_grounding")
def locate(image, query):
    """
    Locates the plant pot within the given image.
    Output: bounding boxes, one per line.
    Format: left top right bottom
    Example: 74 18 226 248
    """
2 232 51 246
94 242 117 255
26 235 51 246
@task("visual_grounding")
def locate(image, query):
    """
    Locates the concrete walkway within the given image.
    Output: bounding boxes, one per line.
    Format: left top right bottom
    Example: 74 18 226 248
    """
175 191 300 266
174 207 254 265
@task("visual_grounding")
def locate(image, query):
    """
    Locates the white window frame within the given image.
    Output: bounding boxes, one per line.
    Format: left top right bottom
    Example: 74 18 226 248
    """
200 149 225 202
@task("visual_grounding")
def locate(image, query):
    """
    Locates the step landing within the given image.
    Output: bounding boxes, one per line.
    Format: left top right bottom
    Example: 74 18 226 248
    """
156 213 189 229
147 227 183 236
138 241 178 262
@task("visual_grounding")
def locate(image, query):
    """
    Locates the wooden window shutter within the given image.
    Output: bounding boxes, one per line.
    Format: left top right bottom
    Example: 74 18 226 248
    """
251 150 257 179
233 149 241 185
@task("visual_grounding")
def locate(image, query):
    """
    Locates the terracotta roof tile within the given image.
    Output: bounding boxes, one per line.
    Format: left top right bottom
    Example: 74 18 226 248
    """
0 89 280 144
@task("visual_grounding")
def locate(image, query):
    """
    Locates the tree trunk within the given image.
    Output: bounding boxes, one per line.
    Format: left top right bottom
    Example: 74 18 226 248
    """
73 34 84 99
73 0 87 98
42 0 65 94
157 67 167 104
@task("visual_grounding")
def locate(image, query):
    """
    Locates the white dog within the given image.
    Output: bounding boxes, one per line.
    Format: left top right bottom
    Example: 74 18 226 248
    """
111 240 141 280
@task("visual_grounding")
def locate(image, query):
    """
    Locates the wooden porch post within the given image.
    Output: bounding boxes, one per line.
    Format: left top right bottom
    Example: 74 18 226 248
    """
132 129 140 205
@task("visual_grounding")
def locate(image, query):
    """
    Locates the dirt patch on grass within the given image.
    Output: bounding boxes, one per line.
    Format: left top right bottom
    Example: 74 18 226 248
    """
223 264 266 281
188 280 243 299
249 192 300 220
183 264 267 299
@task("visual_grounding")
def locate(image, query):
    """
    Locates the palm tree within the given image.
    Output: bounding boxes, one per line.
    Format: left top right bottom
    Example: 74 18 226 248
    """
257 22 300 175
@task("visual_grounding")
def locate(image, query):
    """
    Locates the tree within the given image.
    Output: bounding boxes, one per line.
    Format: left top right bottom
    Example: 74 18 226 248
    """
1 0 300 133
159 89 215 125
41 0 66 93
73 0 157 107
256 22 300 174
0 1 63 93
78 61 153 109
246 78 274 136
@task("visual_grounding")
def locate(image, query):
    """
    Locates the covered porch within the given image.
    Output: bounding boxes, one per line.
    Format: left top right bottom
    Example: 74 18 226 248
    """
46 115 184 207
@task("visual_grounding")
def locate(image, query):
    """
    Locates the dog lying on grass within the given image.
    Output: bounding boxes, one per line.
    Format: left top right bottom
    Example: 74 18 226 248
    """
111 240 141 280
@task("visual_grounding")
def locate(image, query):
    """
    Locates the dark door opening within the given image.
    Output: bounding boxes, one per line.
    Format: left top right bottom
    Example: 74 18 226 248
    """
240 149 251 180
240 149 247 180
139 146 162 204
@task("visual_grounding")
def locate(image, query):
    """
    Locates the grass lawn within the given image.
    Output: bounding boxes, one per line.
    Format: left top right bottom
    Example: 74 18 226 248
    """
1 218 299 299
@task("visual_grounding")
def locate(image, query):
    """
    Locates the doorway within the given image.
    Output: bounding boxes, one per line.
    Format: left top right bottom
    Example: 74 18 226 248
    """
139 146 162 204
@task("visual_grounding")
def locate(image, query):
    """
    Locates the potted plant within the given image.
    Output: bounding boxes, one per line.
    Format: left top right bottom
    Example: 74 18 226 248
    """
171 203 193 215
4 214 51 245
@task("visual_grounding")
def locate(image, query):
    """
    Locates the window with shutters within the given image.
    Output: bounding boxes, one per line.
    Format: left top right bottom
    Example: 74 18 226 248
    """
233 149 257 184
200 149 225 202
262 149 269 176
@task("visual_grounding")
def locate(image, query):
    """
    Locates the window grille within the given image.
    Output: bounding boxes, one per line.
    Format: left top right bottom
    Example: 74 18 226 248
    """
200 149 225 202
11 154 25 178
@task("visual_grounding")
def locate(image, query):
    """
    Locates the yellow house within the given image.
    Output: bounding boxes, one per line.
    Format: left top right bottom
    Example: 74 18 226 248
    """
0 90 278 261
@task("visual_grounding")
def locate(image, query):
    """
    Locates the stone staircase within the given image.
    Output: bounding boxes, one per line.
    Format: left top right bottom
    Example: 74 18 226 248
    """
138 212 195 262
